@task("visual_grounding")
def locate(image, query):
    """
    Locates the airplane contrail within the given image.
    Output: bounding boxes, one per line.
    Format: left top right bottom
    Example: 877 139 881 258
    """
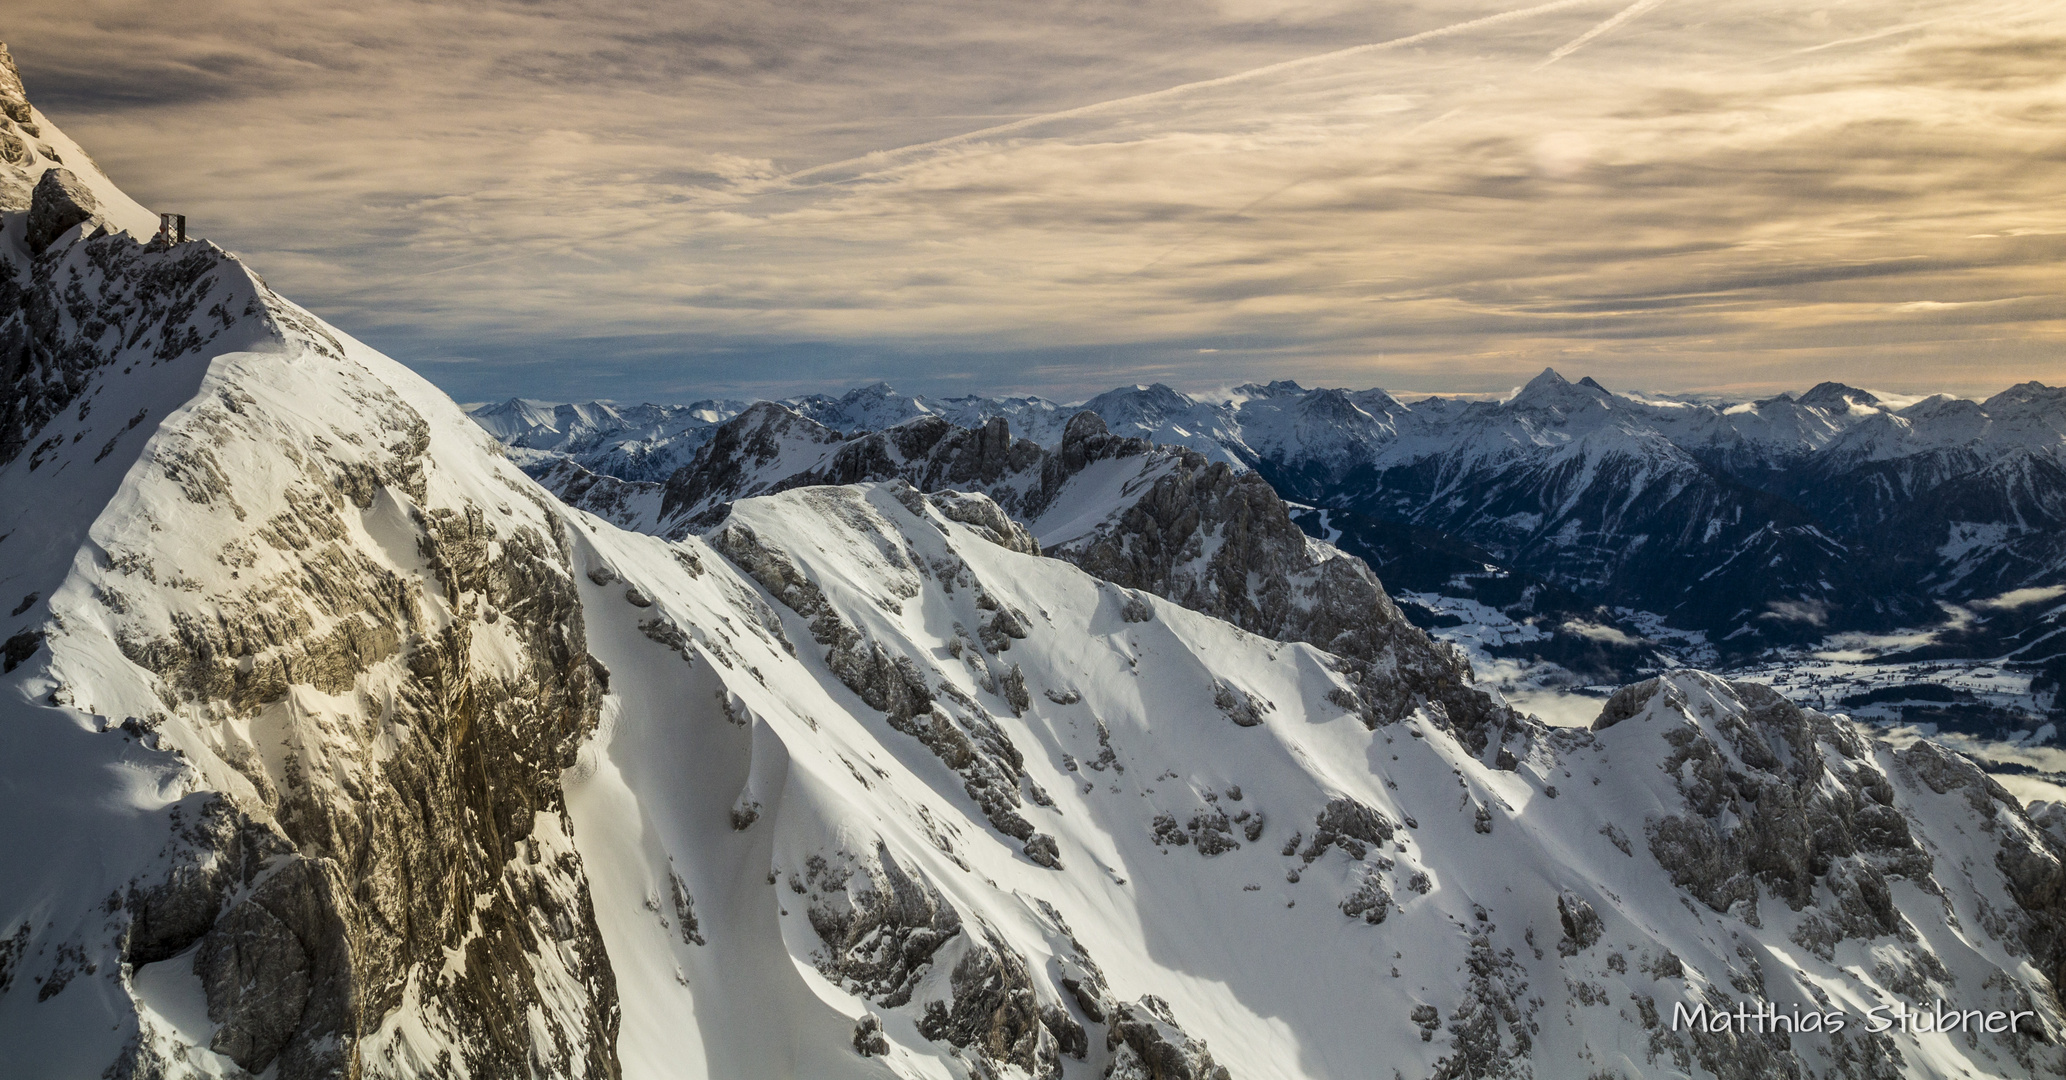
783 0 1609 185
1534 0 1669 69
416 250 538 277
1120 0 1671 277
1791 17 1944 56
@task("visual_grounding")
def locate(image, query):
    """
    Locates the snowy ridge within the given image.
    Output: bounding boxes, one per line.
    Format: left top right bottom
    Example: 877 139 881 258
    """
0 229 623 1073
549 402 1505 748
16 289 2066 1074
569 479 2066 1079
465 384 1081 488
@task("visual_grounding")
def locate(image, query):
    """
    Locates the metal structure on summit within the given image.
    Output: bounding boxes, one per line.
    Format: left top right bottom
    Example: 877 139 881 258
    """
156 212 185 244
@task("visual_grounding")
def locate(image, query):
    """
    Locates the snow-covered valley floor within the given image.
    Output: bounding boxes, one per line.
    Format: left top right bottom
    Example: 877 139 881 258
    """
1409 595 2066 801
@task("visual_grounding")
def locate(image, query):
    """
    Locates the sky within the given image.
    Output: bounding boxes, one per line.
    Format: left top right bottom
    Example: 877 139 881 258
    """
9 0 2065 404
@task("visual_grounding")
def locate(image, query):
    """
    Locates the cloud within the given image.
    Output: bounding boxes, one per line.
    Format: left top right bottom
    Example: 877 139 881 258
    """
1559 620 1640 646
1762 599 1830 626
1972 585 2066 612
7 0 2065 401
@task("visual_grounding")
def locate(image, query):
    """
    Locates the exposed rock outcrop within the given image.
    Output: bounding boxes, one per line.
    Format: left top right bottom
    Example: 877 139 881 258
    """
917 932 1067 1080
1104 996 1233 1080
99 392 620 1077
24 167 99 253
0 224 247 470
1631 675 1933 938
802 845 963 1009
0 42 30 123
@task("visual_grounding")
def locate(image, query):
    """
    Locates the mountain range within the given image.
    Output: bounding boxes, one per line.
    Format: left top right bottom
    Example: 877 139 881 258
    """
9 38 2066 1079
484 370 2066 728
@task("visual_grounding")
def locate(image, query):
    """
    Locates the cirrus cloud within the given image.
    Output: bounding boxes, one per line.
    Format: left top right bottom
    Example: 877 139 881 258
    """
8 0 2064 403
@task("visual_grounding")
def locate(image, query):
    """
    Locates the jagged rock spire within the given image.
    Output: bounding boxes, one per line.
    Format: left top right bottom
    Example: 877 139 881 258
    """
0 42 30 121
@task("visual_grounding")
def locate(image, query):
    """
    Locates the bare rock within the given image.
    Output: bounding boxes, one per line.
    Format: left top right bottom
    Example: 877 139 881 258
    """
1024 833 1063 868
1341 872 1391 925
1301 797 1396 862
0 42 30 122
933 488 1040 554
124 796 292 966
853 1014 890 1057
1104 996 1233 1080
917 932 1065 1079
1213 681 1267 727
25 167 99 253
1556 891 1602 955
805 845 963 1008
1592 677 1669 731
196 857 352 1077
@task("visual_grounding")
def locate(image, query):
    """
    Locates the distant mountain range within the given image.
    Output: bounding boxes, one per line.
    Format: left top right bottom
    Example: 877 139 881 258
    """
467 385 1082 483
473 372 2066 687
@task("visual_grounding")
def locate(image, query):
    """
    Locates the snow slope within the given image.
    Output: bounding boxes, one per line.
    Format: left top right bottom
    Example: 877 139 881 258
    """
564 481 2066 1079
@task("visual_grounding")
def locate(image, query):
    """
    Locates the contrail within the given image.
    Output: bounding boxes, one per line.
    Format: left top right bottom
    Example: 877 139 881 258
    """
415 250 539 277
1791 18 1943 56
1534 0 1669 69
1124 0 1671 277
783 0 1606 184
1129 176 1317 277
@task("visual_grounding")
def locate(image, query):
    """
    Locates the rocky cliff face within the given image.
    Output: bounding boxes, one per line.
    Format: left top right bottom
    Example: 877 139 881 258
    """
0 193 619 1074
0 43 52 213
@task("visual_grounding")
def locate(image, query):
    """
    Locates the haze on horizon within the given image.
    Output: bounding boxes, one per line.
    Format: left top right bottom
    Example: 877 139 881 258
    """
9 0 2063 405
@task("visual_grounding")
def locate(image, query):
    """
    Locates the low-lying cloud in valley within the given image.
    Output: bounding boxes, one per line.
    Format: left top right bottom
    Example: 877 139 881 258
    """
12 0 2064 400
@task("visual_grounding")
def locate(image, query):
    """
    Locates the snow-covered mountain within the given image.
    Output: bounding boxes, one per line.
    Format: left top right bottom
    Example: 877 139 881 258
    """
467 384 1087 489
1071 371 2066 659
540 401 1501 746
496 372 2066 677
465 397 751 482
15 41 2066 1080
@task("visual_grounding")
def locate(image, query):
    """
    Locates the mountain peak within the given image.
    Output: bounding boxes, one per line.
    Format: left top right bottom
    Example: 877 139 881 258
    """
1983 380 2065 412
1227 379 1307 401
1797 382 1880 410
1083 382 1196 415
1896 393 1983 420
1510 367 1612 410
